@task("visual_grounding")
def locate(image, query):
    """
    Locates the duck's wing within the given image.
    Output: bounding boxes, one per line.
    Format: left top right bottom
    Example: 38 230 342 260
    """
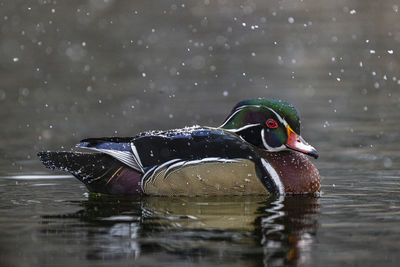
75 126 257 171
130 127 258 168
76 137 142 172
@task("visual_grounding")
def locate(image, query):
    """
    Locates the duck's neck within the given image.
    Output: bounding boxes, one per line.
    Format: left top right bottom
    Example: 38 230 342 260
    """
258 150 321 194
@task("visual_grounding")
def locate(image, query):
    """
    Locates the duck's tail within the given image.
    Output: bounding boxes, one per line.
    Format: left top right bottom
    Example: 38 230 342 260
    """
37 151 143 195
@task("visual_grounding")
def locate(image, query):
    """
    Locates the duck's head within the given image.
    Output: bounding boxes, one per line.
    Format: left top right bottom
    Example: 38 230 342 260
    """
221 98 318 159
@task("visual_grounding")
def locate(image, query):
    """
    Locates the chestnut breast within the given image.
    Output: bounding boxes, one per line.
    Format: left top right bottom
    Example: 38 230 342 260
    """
260 150 321 194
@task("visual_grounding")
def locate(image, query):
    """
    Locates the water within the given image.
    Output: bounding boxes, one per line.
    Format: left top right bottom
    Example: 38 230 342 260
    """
1 1 400 266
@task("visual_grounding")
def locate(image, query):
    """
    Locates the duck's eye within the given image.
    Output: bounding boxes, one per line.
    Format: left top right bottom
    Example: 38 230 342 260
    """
266 119 278 129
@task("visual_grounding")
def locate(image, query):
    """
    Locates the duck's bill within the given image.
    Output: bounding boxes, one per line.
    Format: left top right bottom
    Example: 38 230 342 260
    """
286 126 319 159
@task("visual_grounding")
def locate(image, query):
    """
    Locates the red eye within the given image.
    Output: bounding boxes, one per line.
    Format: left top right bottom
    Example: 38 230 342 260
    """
266 119 278 129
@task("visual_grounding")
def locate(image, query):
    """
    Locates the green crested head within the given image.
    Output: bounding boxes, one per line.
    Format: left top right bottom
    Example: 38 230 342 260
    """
220 98 318 159
221 98 300 133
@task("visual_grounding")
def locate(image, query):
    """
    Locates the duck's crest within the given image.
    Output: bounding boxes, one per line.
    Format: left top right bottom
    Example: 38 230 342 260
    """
220 98 301 133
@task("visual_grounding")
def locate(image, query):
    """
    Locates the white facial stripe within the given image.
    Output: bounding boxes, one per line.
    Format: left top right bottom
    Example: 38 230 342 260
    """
219 104 263 128
261 158 285 195
267 107 288 127
261 128 269 149
225 123 260 133
236 104 262 110
219 109 242 128
261 129 286 152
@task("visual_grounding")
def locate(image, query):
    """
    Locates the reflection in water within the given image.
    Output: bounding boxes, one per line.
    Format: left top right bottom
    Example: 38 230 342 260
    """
257 196 320 266
41 195 319 266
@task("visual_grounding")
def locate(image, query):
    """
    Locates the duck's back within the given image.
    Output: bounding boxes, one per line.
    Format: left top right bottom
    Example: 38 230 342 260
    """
39 126 277 196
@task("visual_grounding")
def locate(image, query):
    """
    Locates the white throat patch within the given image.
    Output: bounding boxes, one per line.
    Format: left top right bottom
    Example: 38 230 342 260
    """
261 128 286 152
261 158 285 195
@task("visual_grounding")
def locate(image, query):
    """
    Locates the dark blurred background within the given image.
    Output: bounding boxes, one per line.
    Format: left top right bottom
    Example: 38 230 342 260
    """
0 0 399 174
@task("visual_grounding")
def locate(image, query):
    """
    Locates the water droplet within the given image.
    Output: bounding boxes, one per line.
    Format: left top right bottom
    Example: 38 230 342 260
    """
0 90 7 101
190 55 205 69
20 88 29 96
383 157 392 168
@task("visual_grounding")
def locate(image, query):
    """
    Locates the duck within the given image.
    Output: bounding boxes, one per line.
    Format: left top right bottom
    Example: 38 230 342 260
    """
38 98 320 196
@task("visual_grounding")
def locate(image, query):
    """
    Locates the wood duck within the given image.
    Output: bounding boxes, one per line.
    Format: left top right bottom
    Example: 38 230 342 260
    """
38 98 320 196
